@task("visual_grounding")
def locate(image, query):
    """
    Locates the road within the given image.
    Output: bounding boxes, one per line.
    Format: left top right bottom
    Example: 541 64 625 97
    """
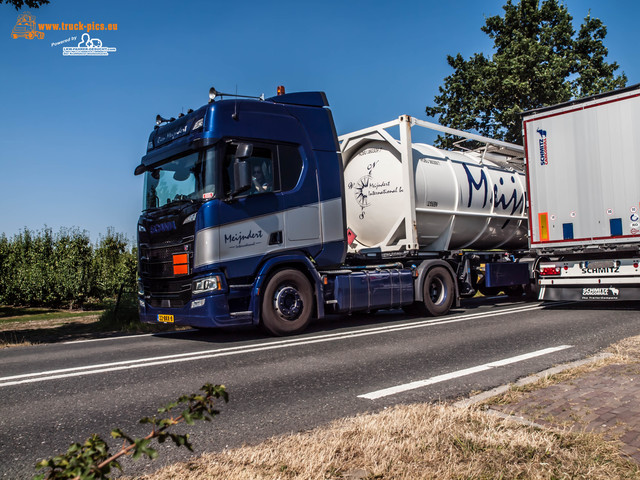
1 297 639 478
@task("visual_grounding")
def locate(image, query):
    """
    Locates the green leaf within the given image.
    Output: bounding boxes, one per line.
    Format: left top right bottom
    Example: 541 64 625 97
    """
426 0 626 146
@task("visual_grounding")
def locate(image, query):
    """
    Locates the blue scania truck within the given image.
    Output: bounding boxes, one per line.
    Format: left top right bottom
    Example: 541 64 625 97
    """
135 87 530 335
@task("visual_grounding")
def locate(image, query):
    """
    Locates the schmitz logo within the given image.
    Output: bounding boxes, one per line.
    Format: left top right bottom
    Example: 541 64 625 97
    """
537 128 549 166
581 287 620 300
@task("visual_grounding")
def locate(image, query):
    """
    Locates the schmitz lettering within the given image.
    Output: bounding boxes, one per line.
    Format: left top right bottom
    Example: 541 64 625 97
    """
581 266 620 274
581 287 620 300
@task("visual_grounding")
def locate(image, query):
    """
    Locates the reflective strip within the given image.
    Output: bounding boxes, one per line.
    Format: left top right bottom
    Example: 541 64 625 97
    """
538 212 549 241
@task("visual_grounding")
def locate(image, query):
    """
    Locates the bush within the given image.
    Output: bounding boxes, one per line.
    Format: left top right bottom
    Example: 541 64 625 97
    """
97 291 141 330
92 228 137 302
34 384 228 479
0 227 137 310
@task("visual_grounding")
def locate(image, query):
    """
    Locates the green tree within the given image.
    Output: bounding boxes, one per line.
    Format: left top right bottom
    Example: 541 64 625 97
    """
1 0 49 10
0 227 137 310
54 228 93 309
425 0 627 146
92 229 136 301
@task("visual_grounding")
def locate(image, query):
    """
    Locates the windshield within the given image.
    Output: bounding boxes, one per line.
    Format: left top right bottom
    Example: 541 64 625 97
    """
143 148 216 211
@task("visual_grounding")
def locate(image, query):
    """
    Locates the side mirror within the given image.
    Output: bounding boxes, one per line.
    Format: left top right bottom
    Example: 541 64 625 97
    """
235 142 253 160
232 159 251 196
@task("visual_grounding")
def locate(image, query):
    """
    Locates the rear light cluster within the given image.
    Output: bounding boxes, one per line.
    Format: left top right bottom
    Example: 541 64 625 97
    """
540 266 562 276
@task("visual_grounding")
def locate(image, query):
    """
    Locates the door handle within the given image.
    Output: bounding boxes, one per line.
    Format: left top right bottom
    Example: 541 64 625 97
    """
269 231 283 245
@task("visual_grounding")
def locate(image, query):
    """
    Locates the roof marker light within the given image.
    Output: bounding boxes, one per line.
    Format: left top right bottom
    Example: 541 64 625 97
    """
277 85 285 96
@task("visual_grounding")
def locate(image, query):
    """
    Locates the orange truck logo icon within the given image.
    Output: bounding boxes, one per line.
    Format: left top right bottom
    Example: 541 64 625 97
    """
12 11 44 39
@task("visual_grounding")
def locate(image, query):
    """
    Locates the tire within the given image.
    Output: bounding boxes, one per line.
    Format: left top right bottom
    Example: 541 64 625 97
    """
505 285 525 298
261 269 313 336
422 266 455 316
524 280 540 300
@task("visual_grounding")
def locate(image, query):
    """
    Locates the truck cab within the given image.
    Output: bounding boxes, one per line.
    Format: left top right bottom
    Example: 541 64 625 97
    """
135 89 346 333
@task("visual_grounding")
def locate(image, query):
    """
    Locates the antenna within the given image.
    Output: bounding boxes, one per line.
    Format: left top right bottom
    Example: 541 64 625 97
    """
233 85 238 121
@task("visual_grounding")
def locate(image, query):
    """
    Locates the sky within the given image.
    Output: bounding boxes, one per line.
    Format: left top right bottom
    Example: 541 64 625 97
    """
1 0 638 244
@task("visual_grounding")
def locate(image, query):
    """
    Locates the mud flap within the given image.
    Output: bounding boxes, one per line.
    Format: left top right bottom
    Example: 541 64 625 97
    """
540 285 640 301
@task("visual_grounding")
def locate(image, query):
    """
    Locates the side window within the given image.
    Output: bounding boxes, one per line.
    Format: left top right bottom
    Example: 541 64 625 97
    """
224 142 277 197
278 144 303 192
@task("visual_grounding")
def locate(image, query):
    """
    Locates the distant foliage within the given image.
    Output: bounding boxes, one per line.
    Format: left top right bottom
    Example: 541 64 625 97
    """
0 227 136 309
92 229 137 302
425 0 627 146
1 0 49 10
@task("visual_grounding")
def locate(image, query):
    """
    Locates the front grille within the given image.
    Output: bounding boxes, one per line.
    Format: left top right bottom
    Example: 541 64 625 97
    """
146 278 192 308
140 232 195 308
140 236 194 279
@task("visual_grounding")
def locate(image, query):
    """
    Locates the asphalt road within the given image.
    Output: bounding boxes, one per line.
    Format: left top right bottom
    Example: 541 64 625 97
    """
1 297 640 478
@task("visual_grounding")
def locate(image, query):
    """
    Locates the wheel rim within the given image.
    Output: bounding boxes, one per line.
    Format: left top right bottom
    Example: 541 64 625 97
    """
428 276 446 305
274 285 303 320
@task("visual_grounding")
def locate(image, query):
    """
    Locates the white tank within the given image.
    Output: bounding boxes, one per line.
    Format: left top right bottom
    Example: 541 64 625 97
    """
342 138 528 252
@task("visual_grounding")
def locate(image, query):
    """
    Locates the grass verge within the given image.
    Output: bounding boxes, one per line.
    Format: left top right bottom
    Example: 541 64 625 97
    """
0 294 179 348
137 402 637 480
136 336 640 480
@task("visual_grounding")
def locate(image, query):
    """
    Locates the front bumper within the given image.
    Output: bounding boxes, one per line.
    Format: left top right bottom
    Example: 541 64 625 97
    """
138 291 253 328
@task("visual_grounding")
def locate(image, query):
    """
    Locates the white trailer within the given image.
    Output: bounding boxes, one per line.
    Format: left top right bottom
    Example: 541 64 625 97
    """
523 85 640 301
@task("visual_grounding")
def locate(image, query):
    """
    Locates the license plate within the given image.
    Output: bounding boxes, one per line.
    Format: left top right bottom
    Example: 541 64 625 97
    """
158 314 174 323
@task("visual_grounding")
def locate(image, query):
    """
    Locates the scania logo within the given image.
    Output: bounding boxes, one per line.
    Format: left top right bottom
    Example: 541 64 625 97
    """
150 221 177 234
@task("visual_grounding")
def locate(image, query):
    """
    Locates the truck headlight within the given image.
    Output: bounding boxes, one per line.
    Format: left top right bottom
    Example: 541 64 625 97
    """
192 275 222 295
137 279 144 296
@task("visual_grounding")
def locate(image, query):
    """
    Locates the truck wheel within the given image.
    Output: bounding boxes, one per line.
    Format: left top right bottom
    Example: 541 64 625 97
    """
506 285 525 297
524 281 540 300
422 266 454 316
261 269 313 336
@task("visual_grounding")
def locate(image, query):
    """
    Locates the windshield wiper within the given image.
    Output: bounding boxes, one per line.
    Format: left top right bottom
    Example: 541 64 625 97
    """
166 196 203 207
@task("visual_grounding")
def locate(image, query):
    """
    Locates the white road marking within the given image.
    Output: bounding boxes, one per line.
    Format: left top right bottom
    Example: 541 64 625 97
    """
358 345 573 400
61 329 198 344
0 302 562 388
